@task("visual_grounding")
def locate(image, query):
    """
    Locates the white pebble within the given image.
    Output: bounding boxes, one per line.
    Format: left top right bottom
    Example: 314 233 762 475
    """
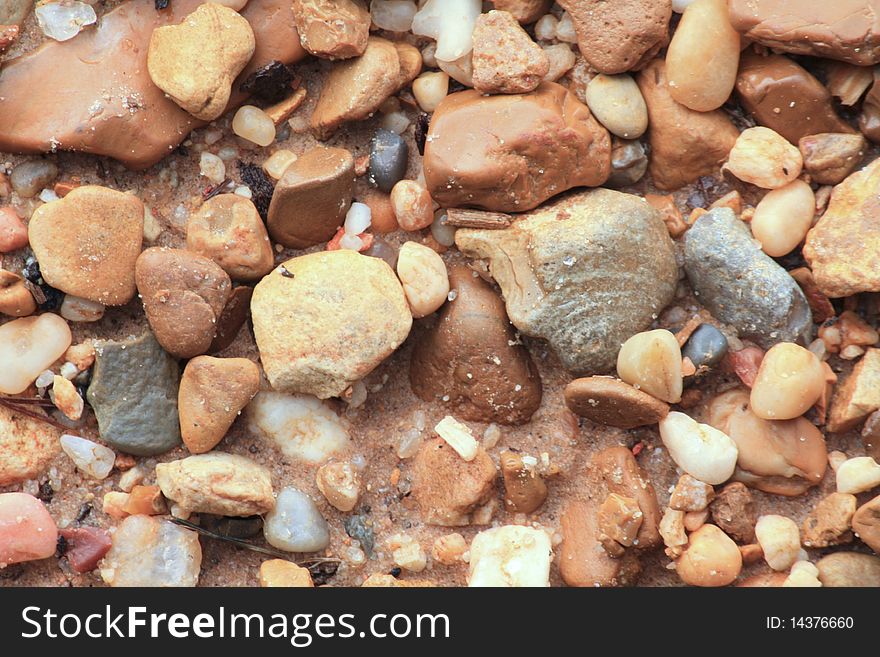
658 411 738 485
39 189 59 203
344 202 372 235
264 487 330 553
434 415 479 461
60 435 115 479
534 14 558 41
60 294 105 323
555 12 578 43
36 370 56 389
0 314 72 395
431 211 456 246
370 0 417 32
262 149 298 180
468 526 552 587
755 515 801 571
380 111 411 134
836 456 880 494
232 105 276 147
413 71 449 112
36 1 97 41
412 0 481 63
198 152 226 184
234 185 252 198
338 233 364 250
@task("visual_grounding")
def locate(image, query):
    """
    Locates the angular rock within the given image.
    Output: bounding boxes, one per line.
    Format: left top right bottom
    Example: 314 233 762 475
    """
828 348 880 433
263 487 330 552
267 146 354 248
735 52 854 145
557 0 671 74
424 82 610 212
179 356 261 454
564 376 669 429
799 133 866 185
59 526 112 573
606 138 648 187
471 10 549 94
804 158 880 298
0 0 306 169
684 208 812 348
802 492 856 548
728 0 880 65
251 250 412 399
710 482 756 543
0 270 35 317
456 188 677 374
28 186 144 306
410 266 542 425
135 247 232 359
636 59 739 190
147 3 255 121
0 404 61 486
87 331 181 456
292 0 369 60
852 495 880 553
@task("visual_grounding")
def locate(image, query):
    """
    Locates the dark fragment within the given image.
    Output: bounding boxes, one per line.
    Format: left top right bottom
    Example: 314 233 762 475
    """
202 515 264 539
21 255 63 311
682 324 729 370
308 560 339 586
237 160 275 219
155 0 169 9
343 514 375 558
240 60 295 104
59 526 113 573
415 112 430 156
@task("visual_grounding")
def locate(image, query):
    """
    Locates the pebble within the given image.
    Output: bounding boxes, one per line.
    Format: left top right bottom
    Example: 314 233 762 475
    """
659 411 738 485
135 247 232 359
251 250 411 399
829 349 880 433
750 343 825 420
411 0 480 63
468 526 552 587
541 43 577 82
316 461 360 512
9 159 58 198
681 324 728 370
198 152 226 185
59 435 115 479
267 146 354 248
59 526 112 574
35 0 95 41
816 552 880 587
292 0 369 59
210 285 253 353
755 515 801 571
370 0 417 32
0 0 32 25
232 105 276 147
802 492 856 548
665 0 739 111
147 3 255 121
259 559 314 587
186 194 274 282
563 376 669 428
0 493 58 566
52 375 83 420
263 487 330 553
726 126 803 189
750 180 815 257
390 180 434 231
606 138 648 188
853 495 880 552
491 0 551 24
396 241 449 318
684 207 812 348
178 356 261 454
0 313 71 394
0 270 36 317
456 188 677 373
248 391 351 464
28 185 144 305
585 74 648 139
409 266 542 425
157 453 275 517
100 515 202 587
369 129 409 194
675 524 742 587
0 207 27 252
412 71 449 112
0 402 62 486
430 212 456 246
87 331 181 456
835 456 880 494
616 329 683 403
59 295 105 323
799 133 866 185
262 150 298 180
500 452 547 513
471 10 549 94
534 12 557 39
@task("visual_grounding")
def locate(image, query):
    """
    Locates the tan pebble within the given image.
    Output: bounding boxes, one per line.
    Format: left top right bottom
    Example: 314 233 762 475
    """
52 375 82 421
817 552 880 587
750 342 825 420
835 456 880 494
123 485 167 516
541 43 576 82
471 10 549 95
431 533 468 565
726 127 803 189
675 524 742 586
412 71 449 112
262 149 298 180
315 461 361 512
232 105 276 147
0 404 61 487
750 180 815 257
0 269 36 317
617 329 683 403
396 241 449 318
391 180 434 232
360 189 397 234
64 341 95 371
102 491 130 520
500 451 547 513
0 313 71 395
669 474 715 512
585 73 648 139
259 559 314 587
799 132 866 186
852 494 880 552
755 514 801 571
710 482 756 543
802 492 856 547
292 0 369 60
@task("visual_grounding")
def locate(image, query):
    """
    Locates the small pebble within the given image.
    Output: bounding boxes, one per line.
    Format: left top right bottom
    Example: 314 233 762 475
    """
316 461 361 512
0 206 28 252
585 74 648 139
468 525 552 587
681 323 728 370
396 241 450 318
0 492 58 566
430 211 456 246
835 456 880 494
413 71 449 112
199 152 226 184
755 514 801 571
0 313 71 394
659 411 738 485
750 342 825 420
369 128 409 193
232 105 276 147
343 202 372 235
262 149 298 180
59 434 114 479
10 159 58 198
60 294 105 322
264 487 331 553
675 524 741 586
750 180 815 257
52 375 83 420
616 329 683 403
35 1 96 41
391 180 434 231
726 127 803 189
259 559 314 587
370 0 417 32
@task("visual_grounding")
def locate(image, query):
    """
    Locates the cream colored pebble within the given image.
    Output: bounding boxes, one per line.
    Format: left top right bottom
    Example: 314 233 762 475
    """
412 71 449 112
783 560 822 587
659 412 738 485
750 180 816 257
52 375 83 421
262 149 298 180
390 180 434 232
541 43 576 82
675 524 742 587
835 456 880 494
232 105 276 147
669 474 715 512
659 508 688 549
388 534 428 572
585 73 648 139
750 342 825 420
468 525 552 587
315 461 361 512
396 241 450 318
434 415 478 461
726 127 803 189
432 533 468 565
616 329 683 403
534 14 557 41
755 514 801 571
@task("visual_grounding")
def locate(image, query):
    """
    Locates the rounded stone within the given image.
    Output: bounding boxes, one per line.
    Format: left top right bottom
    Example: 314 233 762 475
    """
263 487 330 553
563 376 669 429
369 128 409 193
682 323 729 370
585 74 648 139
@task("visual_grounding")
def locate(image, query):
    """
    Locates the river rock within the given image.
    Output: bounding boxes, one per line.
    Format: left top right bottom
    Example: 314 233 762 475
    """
0 313 71 395
28 186 144 305
251 250 412 399
799 133 866 185
804 158 880 298
816 552 880 587
87 331 181 456
563 376 669 429
410 266 542 425
369 130 408 194
456 189 677 374
9 159 58 198
423 82 611 212
471 10 549 94
585 74 648 139
0 0 306 169
685 208 812 347
0 403 62 486
0 493 57 566
263 487 330 552
728 0 880 66
292 0 369 60
636 59 739 190
735 52 854 145
210 285 253 353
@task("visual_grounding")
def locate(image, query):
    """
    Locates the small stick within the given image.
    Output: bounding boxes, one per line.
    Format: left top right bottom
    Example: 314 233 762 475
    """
445 208 513 229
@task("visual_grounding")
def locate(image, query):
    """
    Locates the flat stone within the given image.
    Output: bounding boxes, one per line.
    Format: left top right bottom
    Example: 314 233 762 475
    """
0 404 61 486
828 348 880 433
456 188 677 374
263 487 330 552
87 331 181 456
471 10 549 94
563 376 669 429
684 208 812 348
816 552 880 587
799 133 866 186
292 0 369 60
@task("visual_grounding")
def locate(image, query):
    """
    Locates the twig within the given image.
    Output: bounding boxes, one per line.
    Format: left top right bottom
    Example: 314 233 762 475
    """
445 208 513 229
0 397 69 430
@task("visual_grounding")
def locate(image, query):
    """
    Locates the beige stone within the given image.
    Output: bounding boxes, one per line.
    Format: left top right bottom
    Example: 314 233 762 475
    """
828 348 880 433
472 10 549 94
292 0 369 60
259 559 315 587
0 404 62 486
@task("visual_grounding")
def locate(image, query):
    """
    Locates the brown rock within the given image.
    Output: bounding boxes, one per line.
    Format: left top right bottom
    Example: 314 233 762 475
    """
593 446 662 549
292 0 369 60
392 42 422 92
179 356 261 454
564 376 669 429
424 82 610 212
490 0 552 23
135 247 232 359
0 0 307 170
557 0 670 74
500 452 547 513
310 37 401 139
636 59 739 190
828 348 880 432
147 3 255 121
186 194 274 282
805 159 880 298
853 494 880 552
210 286 253 353
0 404 61 487
409 266 542 425
411 437 497 526
735 52 854 145
799 133 866 185
859 69 880 142
709 482 756 543
817 552 880 587
267 147 354 248
789 267 836 324
28 186 143 305
0 270 36 317
472 10 549 94
728 0 880 66
802 492 856 548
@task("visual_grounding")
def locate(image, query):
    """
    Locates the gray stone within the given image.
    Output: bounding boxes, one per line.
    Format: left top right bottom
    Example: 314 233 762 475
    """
606 138 647 188
682 323 728 370
263 487 330 553
684 208 812 348
455 188 678 374
368 128 408 193
9 159 58 199
343 513 375 557
0 0 33 26
86 331 181 456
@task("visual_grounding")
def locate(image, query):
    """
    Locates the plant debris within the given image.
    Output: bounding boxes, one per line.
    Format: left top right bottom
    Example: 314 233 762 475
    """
240 60 295 104
237 160 274 219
